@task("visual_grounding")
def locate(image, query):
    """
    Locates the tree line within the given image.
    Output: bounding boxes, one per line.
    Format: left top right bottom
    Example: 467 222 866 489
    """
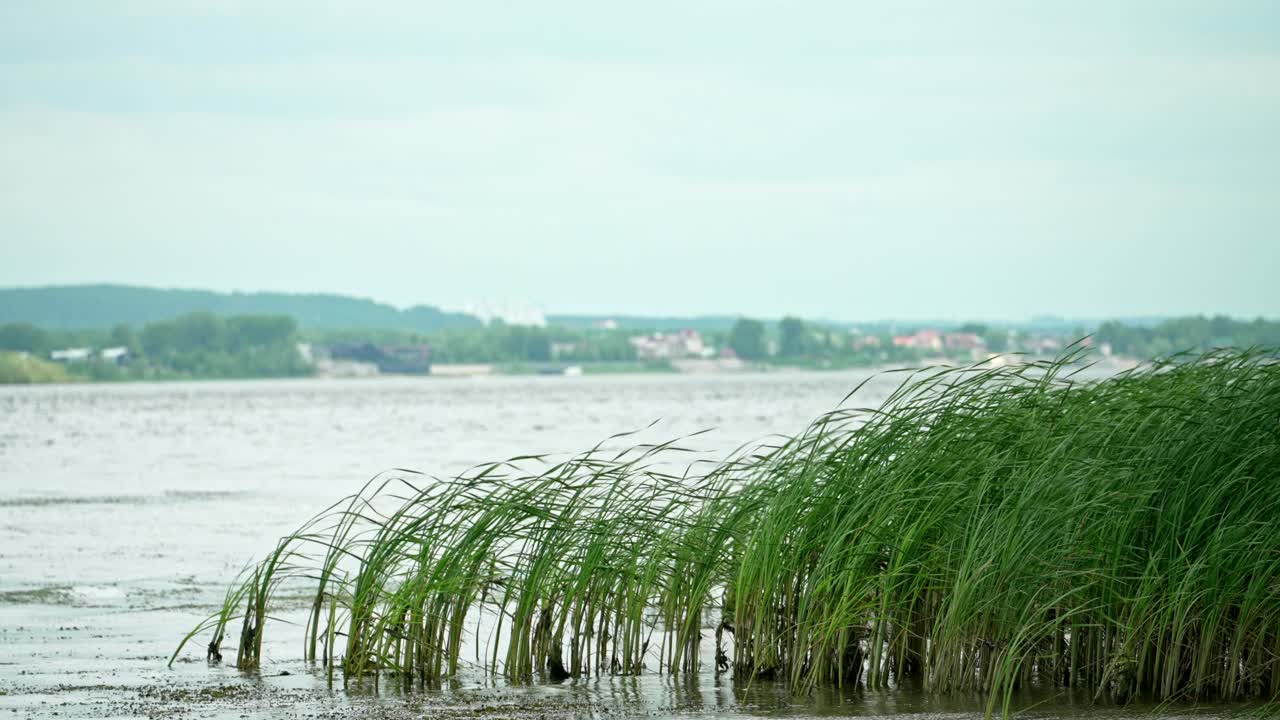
0 312 310 380
1095 315 1280 359
3 311 1277 383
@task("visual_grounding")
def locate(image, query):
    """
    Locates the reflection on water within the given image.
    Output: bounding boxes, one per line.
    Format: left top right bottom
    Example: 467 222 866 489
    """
327 662 1255 718
0 371 1245 717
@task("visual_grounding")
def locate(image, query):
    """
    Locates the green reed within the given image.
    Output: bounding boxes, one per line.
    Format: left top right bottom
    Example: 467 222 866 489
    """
175 347 1280 716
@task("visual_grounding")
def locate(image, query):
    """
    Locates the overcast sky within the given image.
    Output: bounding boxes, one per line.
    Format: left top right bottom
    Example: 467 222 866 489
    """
1 1 1277 321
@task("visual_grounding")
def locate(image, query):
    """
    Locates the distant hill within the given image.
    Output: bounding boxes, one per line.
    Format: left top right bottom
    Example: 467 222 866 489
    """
0 285 1179 335
0 285 482 331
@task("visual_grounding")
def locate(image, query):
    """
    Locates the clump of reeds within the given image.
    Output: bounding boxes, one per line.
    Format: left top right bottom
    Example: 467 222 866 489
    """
175 347 1280 716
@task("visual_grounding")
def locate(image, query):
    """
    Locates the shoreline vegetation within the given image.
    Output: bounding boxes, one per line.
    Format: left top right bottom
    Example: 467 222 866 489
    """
2 307 1278 384
175 347 1280 718
0 350 73 384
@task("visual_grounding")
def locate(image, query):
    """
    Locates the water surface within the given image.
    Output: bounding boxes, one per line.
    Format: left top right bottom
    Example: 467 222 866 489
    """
0 371 1244 717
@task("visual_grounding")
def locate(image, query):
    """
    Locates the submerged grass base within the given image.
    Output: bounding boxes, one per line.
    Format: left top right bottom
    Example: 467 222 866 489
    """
176 348 1280 717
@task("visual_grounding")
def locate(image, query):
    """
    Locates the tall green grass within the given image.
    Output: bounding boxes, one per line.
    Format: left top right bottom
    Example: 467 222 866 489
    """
176 347 1280 715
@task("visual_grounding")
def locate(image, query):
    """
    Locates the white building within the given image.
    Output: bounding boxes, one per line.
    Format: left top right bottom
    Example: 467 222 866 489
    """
50 348 92 362
629 330 712 360
457 300 547 327
100 346 129 362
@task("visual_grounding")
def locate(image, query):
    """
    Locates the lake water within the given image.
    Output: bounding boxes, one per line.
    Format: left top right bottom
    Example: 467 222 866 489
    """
0 371 1245 718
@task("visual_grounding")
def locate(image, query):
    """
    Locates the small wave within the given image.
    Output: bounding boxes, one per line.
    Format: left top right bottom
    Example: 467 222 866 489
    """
161 490 248 500
0 495 146 508
0 584 127 606
0 586 78 605
0 490 249 508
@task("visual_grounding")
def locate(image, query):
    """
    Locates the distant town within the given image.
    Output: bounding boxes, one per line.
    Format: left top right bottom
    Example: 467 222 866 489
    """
0 284 1276 383
4 307 1279 384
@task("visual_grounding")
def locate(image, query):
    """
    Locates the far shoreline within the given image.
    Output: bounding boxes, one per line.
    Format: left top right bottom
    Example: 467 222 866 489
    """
0 354 1143 388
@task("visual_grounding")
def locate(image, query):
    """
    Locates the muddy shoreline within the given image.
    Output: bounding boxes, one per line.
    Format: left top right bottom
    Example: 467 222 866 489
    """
0 601 1259 718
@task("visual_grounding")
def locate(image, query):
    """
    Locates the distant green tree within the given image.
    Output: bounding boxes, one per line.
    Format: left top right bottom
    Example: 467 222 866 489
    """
1210 314 1234 341
108 323 137 351
137 312 307 378
140 320 178 357
729 318 767 360
225 315 296 351
0 323 48 353
519 328 552 363
489 324 550 363
1095 315 1280 359
779 316 808 358
588 332 636 362
957 322 1013 353
172 312 224 352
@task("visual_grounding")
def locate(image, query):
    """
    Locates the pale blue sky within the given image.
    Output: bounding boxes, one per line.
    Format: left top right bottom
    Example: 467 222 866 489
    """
1 1 1277 321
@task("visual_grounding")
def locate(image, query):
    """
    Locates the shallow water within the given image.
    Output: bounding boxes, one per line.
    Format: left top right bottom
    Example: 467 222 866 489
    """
0 371 1246 718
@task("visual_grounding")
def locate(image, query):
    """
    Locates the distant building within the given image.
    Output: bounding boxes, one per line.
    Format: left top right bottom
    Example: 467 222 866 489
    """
459 301 547 327
99 346 130 363
315 357 379 378
1028 336 1064 354
50 348 92 362
48 346 130 364
943 333 985 351
328 343 431 374
629 330 710 360
891 329 943 351
550 342 579 359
